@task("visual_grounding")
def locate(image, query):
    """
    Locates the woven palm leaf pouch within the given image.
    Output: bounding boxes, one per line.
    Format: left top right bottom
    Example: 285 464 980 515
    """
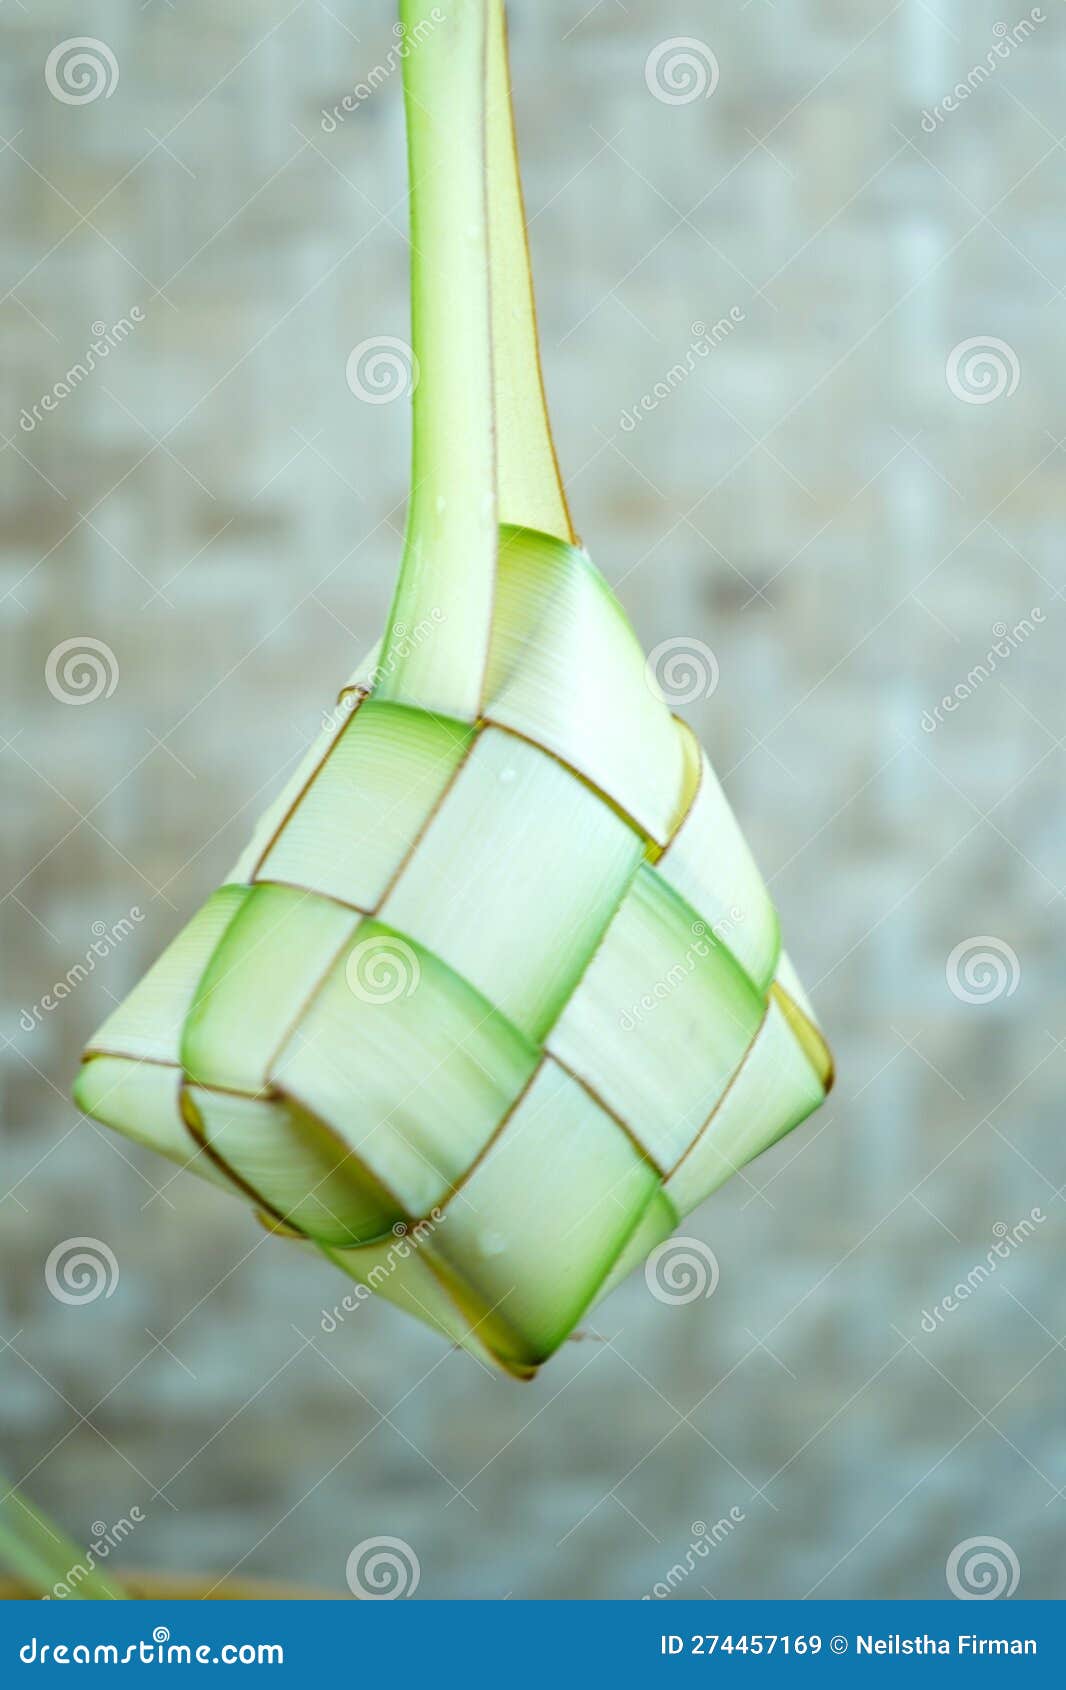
74 0 834 1380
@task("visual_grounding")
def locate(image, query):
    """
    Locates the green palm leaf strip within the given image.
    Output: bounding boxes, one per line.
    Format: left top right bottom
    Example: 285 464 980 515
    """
0 1472 127 1599
73 0 833 1380
377 0 574 717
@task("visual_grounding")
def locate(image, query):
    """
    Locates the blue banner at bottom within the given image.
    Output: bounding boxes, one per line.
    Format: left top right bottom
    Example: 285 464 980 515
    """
2 1600 1059 1683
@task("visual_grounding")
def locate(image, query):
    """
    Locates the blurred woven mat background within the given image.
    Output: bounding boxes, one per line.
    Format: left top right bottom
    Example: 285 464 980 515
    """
2 0 1063 1599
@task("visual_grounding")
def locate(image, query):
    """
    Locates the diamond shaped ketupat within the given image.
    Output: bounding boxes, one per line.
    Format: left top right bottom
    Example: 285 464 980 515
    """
74 0 833 1380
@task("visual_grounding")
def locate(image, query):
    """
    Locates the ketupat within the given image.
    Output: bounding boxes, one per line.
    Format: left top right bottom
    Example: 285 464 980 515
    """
74 0 833 1379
